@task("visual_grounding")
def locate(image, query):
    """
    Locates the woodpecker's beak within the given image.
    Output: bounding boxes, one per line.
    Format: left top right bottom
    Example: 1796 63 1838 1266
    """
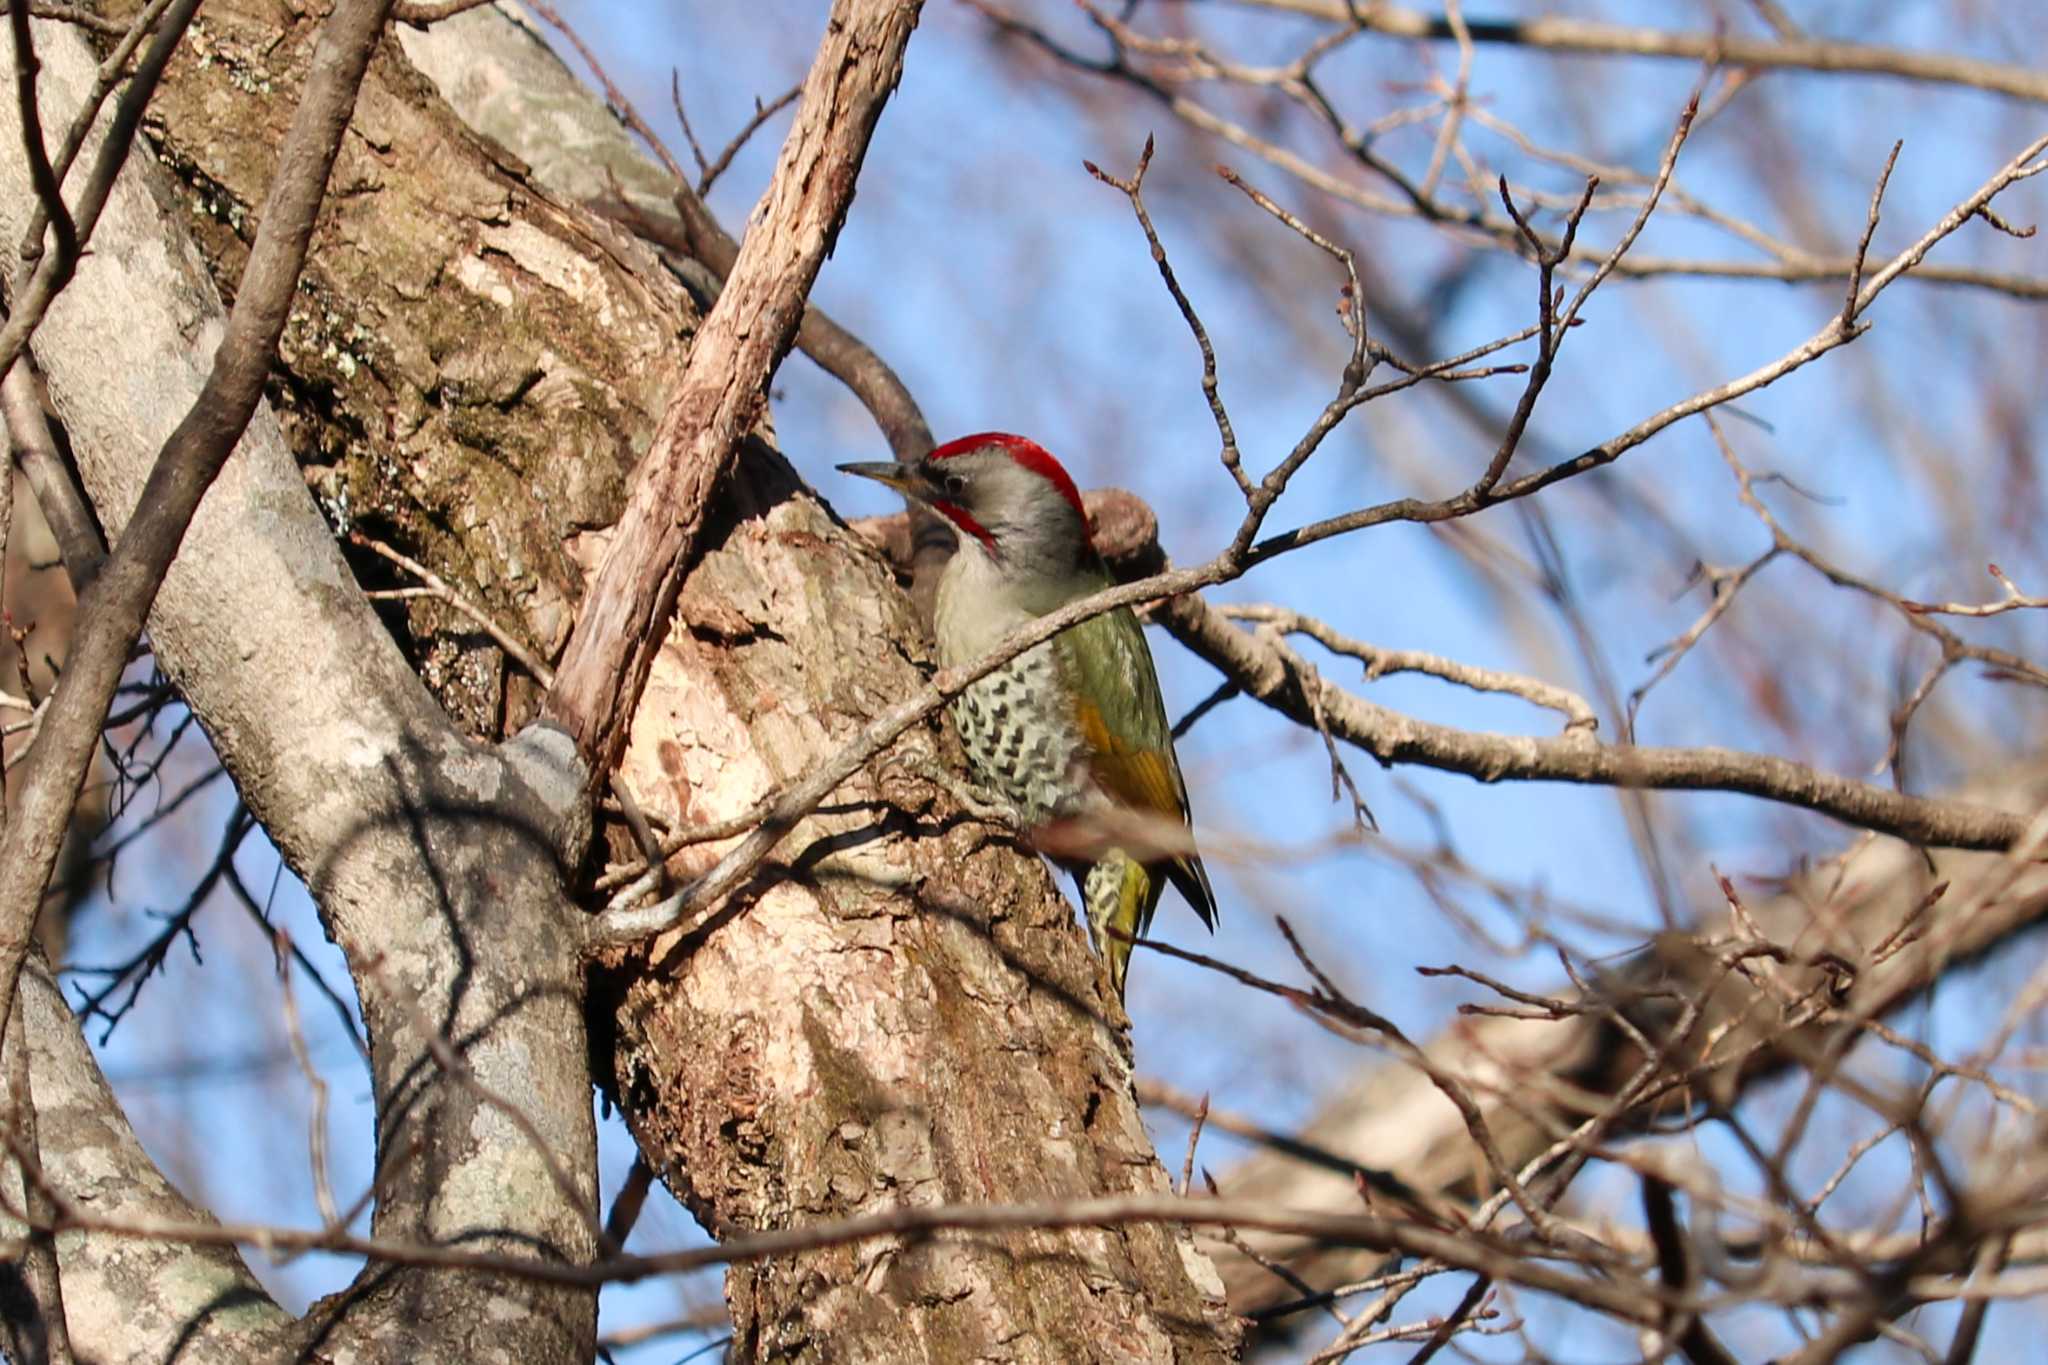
836 460 936 504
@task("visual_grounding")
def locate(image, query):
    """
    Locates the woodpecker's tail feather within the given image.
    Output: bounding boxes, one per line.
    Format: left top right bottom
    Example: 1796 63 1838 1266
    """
1166 852 1219 933
1082 851 1158 1000
1077 847 1217 998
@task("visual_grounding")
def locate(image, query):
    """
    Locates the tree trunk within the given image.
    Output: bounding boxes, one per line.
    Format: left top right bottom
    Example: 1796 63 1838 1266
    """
9 8 602 1357
590 439 1233 1358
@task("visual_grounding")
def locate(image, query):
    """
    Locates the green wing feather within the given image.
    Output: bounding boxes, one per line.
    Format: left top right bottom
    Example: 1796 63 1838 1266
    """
1055 600 1219 940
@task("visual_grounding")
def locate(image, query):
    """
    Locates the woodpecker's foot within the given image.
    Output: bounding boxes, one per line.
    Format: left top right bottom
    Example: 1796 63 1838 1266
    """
881 751 1022 828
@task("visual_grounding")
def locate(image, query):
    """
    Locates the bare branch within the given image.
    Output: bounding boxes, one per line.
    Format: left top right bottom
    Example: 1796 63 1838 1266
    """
1844 140 1903 323
1251 131 2048 560
1236 2 2048 105
0 3 124 37
1086 138 1249 496
1904 565 2048 619
698 82 799 195
352 532 554 685
1222 603 1598 733
21 1188 1673 1320
0 354 103 588
545 0 926 773
1158 589 2028 850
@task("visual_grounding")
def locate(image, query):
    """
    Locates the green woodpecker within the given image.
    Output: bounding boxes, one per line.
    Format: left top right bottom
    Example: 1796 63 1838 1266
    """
840 433 1218 996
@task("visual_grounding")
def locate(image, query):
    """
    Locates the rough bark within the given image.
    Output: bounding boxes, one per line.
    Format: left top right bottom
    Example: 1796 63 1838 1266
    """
588 447 1233 1359
399 10 1238 1356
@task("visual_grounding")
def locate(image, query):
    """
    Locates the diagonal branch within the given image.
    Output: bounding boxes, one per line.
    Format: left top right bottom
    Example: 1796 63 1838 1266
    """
543 0 926 778
1158 589 2023 850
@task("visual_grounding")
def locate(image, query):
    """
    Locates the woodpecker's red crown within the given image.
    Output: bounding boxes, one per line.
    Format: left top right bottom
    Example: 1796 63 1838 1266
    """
930 432 1088 527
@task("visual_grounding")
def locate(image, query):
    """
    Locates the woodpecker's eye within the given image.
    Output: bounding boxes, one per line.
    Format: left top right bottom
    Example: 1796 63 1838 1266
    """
940 470 967 498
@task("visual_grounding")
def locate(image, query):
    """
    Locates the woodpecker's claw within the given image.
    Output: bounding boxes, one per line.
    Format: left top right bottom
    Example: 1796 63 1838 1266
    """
880 750 1021 827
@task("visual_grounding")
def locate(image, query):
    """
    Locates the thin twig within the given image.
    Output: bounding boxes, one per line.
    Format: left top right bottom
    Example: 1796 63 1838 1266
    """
270 930 337 1227
1844 140 1903 323
698 83 800 195
1085 138 1249 496
352 533 554 685
1177 1092 1209 1197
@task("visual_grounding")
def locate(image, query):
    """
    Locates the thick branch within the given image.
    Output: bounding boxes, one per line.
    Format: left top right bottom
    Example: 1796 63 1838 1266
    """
543 0 924 776
847 507 2027 853
13 956 287 1361
1161 590 2022 849
0 0 392 1056
0 980 72 1365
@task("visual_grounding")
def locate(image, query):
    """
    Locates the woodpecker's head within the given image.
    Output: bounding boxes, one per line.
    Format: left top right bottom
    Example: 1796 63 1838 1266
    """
839 433 1093 574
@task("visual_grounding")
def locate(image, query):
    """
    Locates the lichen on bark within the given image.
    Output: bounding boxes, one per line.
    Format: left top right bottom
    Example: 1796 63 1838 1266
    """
112 0 692 736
